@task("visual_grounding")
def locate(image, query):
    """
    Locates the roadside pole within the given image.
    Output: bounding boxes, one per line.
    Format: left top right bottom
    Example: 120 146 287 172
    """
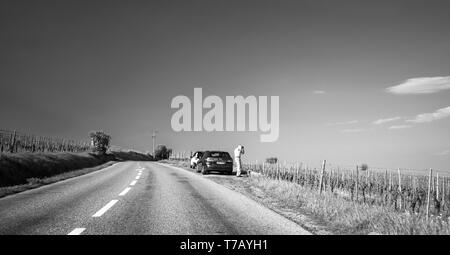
152 130 157 158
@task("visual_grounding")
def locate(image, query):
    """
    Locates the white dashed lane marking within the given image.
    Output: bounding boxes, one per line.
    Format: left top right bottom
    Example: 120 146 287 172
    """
92 200 118 217
119 187 131 196
68 228 86 235
68 165 144 234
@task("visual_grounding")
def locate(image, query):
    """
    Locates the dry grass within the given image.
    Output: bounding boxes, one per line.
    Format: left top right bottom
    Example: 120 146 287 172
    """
0 161 116 198
250 177 450 235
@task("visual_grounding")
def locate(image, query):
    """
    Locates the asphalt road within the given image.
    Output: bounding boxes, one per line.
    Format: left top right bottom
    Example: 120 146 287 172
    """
0 162 310 235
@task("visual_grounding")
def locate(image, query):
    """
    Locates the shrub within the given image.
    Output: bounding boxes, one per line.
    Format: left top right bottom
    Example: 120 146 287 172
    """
265 157 278 164
154 145 171 160
89 131 111 155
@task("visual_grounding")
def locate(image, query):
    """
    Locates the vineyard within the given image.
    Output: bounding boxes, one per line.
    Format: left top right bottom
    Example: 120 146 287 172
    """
245 161 450 219
0 129 90 154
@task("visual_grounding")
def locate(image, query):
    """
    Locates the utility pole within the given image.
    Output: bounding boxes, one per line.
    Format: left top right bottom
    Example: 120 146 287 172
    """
152 130 158 158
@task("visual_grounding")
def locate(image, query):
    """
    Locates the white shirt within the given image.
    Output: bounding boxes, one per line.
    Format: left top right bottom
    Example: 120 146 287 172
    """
234 146 244 158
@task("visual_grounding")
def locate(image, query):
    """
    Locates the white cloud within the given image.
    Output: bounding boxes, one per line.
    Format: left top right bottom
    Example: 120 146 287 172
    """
388 125 412 130
327 120 358 126
313 90 326 94
341 128 364 133
407 106 450 123
386 76 450 94
438 150 450 156
373 117 402 125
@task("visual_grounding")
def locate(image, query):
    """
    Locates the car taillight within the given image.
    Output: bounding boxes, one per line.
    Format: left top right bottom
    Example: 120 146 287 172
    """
226 159 233 163
206 157 218 162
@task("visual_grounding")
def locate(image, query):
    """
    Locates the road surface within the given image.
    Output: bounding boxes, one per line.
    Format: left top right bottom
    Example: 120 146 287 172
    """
0 162 310 235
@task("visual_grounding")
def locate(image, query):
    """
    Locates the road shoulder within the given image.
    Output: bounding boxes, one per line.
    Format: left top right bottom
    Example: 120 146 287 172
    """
160 160 334 235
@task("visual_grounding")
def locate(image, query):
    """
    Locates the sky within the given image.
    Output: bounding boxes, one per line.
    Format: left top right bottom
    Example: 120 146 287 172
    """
1 0 449 172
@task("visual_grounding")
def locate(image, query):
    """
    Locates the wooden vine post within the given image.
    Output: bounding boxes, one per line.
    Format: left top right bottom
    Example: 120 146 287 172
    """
389 172 392 191
398 168 402 210
355 165 359 201
426 168 433 218
276 163 279 180
329 168 333 192
319 160 326 194
385 170 388 190
436 173 439 201
303 165 307 185
442 177 446 210
10 130 17 153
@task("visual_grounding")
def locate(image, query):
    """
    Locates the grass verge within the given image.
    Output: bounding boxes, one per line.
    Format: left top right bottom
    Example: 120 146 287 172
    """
0 150 153 198
0 161 116 198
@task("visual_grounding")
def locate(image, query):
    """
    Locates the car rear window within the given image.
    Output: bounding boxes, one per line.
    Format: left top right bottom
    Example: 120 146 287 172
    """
208 152 231 158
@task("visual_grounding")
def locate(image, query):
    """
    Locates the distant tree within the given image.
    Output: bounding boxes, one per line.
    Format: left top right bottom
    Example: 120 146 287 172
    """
154 145 171 160
359 163 369 171
89 131 111 155
265 157 278 164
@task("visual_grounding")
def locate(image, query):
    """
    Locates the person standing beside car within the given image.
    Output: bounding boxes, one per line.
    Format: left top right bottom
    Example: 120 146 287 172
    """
234 145 245 177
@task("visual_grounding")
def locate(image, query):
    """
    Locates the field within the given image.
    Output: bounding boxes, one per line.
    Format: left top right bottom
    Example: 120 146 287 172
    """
246 161 450 218
171 152 449 218
246 162 450 218
0 129 90 153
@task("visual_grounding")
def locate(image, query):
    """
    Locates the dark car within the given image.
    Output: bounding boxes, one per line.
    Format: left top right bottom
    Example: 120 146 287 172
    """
196 151 233 175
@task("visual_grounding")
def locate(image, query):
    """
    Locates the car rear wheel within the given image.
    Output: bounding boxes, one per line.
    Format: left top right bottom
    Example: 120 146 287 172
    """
196 164 201 173
201 165 208 175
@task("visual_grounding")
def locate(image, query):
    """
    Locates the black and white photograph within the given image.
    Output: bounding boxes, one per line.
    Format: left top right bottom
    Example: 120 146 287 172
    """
1 0 450 245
